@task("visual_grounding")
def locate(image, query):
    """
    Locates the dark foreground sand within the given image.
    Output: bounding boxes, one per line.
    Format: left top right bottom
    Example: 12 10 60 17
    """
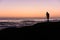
0 21 60 39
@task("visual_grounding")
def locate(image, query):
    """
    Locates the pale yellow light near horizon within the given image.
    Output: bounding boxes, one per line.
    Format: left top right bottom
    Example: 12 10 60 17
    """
0 6 60 18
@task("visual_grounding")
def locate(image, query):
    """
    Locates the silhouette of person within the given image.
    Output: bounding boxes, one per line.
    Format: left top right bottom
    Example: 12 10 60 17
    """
46 12 50 22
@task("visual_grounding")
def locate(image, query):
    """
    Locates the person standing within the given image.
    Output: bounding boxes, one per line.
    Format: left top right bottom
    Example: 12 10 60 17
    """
46 12 50 22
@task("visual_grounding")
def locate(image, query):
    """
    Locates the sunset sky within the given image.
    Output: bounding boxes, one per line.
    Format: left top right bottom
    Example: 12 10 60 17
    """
0 0 60 18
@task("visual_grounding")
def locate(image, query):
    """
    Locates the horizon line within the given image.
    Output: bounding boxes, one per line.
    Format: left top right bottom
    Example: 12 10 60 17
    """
0 17 60 19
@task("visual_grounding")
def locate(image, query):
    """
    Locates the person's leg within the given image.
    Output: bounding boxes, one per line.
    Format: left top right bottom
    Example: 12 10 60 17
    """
47 17 49 22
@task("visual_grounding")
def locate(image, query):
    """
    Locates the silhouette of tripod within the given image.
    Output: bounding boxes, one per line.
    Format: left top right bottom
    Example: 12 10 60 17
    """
46 12 50 22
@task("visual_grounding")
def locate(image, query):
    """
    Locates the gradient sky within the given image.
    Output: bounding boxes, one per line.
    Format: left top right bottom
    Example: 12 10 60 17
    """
0 0 60 18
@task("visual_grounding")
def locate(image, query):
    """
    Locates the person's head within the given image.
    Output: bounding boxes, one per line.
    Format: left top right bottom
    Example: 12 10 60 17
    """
46 12 49 14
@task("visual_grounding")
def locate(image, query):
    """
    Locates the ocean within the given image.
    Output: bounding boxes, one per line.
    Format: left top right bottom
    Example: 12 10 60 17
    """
0 18 60 30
